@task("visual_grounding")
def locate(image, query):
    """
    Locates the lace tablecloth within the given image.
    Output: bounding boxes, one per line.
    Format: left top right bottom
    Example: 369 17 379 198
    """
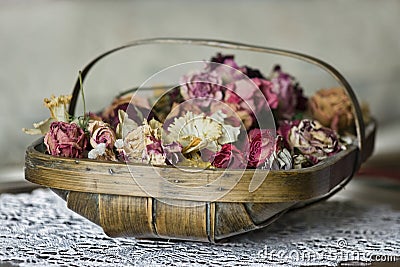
0 179 399 266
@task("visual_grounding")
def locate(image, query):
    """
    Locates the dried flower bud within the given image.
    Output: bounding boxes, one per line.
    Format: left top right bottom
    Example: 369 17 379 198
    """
87 120 116 150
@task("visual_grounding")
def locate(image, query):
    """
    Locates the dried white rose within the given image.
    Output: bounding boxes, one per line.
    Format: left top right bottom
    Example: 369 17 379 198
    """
122 118 163 163
271 147 292 170
115 110 138 139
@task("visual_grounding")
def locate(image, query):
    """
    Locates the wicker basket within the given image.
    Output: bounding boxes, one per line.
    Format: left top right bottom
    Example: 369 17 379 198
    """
25 38 376 242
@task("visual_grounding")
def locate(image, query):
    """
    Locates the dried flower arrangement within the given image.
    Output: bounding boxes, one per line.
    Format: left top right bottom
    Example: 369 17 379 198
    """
24 53 366 171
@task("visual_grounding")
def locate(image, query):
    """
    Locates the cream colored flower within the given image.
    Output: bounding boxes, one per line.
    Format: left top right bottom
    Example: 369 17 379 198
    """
115 110 138 139
44 95 72 122
122 118 164 163
166 111 240 154
23 95 72 135
148 118 163 140
123 124 149 162
87 120 116 149
210 110 241 145
147 149 166 166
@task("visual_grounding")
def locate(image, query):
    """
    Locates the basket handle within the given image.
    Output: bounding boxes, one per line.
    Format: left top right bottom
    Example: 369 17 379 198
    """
68 38 365 171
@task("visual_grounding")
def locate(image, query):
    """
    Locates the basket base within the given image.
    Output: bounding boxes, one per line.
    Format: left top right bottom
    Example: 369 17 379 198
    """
60 189 297 242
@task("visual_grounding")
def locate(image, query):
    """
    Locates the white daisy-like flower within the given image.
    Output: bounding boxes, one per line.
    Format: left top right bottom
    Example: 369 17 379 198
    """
210 110 241 145
166 111 240 154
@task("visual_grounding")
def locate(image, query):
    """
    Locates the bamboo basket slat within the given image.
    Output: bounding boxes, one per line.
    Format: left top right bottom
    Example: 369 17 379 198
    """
24 38 376 242
25 141 362 203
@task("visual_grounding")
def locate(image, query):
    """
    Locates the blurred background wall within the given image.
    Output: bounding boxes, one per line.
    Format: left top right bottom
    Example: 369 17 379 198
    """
1 0 399 172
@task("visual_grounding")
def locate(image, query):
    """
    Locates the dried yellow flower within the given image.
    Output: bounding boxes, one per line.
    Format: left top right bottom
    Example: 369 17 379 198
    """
23 94 72 135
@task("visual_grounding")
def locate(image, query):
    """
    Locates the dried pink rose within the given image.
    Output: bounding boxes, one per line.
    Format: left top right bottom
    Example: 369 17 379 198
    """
245 128 276 168
180 70 223 107
251 78 279 110
278 119 343 166
270 65 307 120
145 138 183 166
87 120 116 149
224 89 242 104
210 53 240 69
210 53 265 79
102 94 152 129
225 77 278 115
211 144 246 169
209 94 253 130
209 53 244 83
225 79 268 115
217 78 276 130
44 121 87 158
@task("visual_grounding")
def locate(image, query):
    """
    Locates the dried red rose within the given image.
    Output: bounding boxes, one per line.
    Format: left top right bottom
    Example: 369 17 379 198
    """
211 144 246 169
44 121 87 158
246 128 275 168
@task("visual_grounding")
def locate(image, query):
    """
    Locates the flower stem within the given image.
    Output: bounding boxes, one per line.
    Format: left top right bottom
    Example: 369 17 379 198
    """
79 71 86 119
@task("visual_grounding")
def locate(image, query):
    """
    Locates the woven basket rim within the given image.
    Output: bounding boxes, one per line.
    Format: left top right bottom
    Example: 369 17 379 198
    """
24 119 375 203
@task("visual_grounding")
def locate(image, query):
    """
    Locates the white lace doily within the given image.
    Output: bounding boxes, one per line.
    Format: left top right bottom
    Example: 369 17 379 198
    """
0 185 399 266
